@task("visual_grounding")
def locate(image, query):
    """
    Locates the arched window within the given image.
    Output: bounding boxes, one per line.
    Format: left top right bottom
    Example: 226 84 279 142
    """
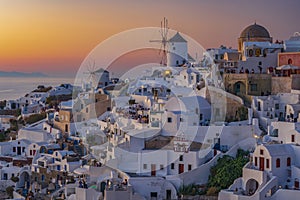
287 157 291 167
276 158 281 168
249 49 254 57
255 49 261 57
288 58 293 65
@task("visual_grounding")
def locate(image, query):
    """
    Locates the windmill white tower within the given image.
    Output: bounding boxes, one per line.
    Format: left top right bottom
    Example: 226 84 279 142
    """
149 17 169 66
167 32 188 67
83 60 102 91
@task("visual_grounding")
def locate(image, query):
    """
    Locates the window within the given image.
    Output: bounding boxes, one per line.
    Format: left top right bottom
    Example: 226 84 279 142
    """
254 157 257 166
258 61 262 65
13 147 16 152
41 175 45 182
250 84 258 92
171 163 174 169
191 76 194 80
200 114 203 121
249 49 254 57
292 135 295 143
160 165 164 170
287 157 291 167
266 159 270 168
260 150 264 155
180 118 183 122
30 150 32 156
143 164 147 169
167 117 172 123
179 155 183 161
150 192 158 199
275 104 279 110
276 158 280 168
188 164 192 171
86 107 89 113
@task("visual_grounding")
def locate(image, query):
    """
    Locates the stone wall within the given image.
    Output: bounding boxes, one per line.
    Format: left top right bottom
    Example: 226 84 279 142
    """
291 74 300 90
271 77 292 94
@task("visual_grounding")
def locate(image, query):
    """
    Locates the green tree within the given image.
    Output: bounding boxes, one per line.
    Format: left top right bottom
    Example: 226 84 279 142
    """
207 149 249 194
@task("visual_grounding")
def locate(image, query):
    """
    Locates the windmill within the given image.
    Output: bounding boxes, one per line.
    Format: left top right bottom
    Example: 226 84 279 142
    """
83 60 101 90
150 17 169 66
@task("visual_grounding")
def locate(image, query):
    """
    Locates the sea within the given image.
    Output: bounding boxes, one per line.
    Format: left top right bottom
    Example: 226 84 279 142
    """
0 77 75 101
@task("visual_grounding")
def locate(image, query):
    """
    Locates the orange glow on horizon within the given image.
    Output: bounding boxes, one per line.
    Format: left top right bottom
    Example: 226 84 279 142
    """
0 0 299 75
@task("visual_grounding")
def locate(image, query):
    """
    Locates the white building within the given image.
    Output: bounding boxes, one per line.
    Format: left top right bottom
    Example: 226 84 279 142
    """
252 93 300 129
285 32 300 52
0 139 31 157
219 143 300 200
18 127 55 143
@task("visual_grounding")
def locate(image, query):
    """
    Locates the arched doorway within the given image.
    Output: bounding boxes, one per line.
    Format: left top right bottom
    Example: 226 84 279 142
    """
234 81 246 95
17 171 31 197
245 179 259 196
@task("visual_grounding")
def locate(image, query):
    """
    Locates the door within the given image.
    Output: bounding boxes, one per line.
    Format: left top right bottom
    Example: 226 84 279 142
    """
295 180 299 189
166 189 171 200
150 192 157 200
178 164 184 174
259 157 264 171
17 146 21 155
151 164 156 176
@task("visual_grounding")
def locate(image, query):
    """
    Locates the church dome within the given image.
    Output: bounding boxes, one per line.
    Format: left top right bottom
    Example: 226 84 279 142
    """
240 23 271 39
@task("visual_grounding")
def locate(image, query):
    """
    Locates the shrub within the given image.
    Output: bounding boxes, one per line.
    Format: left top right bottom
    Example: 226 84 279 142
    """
11 176 19 183
6 186 14 198
178 184 199 196
206 186 219 196
24 113 46 124
207 149 249 190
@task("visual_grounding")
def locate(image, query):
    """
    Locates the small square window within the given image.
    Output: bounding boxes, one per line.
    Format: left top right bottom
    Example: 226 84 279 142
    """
179 155 183 161
188 164 192 171
143 164 147 169
250 84 257 92
254 157 257 166
199 114 203 121
266 159 270 168
292 135 295 143
260 150 264 155
167 117 172 123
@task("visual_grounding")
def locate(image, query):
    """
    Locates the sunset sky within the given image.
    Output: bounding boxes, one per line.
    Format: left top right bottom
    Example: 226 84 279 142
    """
1 0 300 77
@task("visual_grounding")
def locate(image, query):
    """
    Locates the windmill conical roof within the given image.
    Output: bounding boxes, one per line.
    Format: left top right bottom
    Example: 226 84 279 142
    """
169 32 187 43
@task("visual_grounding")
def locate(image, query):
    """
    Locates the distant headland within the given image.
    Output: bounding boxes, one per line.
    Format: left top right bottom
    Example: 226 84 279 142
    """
0 71 48 77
